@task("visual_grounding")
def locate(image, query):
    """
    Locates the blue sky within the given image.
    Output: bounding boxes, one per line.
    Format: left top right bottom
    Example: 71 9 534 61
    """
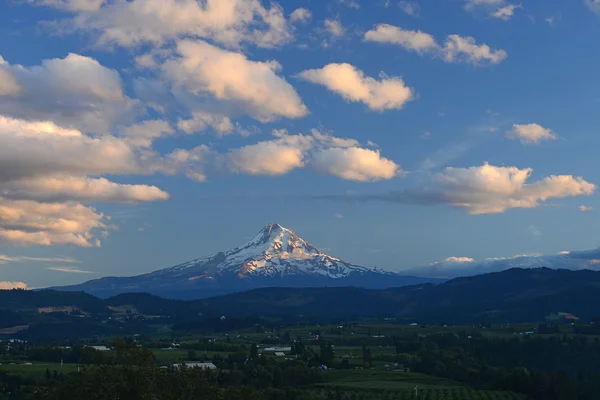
1 0 600 289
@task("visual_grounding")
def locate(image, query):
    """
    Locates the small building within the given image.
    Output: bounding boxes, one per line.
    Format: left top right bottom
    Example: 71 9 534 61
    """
274 352 285 357
86 345 110 351
172 362 217 370
263 346 292 352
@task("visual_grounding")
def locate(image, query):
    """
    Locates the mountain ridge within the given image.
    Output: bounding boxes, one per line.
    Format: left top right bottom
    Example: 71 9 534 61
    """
11 268 600 328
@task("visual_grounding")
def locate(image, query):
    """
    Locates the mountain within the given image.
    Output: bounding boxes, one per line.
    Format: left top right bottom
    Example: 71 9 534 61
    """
7 268 600 334
184 267 600 323
51 223 440 299
403 248 600 279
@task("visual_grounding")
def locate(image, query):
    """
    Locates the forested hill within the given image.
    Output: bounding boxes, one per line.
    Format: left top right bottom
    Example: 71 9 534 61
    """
4 268 600 325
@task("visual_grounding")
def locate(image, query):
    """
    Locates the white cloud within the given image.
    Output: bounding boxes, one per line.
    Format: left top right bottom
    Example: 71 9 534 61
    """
324 19 345 38
0 116 141 182
493 4 521 20
50 0 294 49
161 40 308 123
0 255 79 264
398 1 420 16
364 24 438 54
428 163 595 214
506 123 557 144
0 115 178 246
442 35 507 64
334 212 344 219
177 111 234 136
312 147 400 182
443 256 475 263
0 281 27 290
364 24 507 65
0 58 22 97
4 176 169 203
47 266 95 273
297 63 414 111
227 140 306 176
0 53 136 132
465 0 520 20
579 205 593 212
220 129 400 181
340 0 360 8
120 120 174 149
585 0 600 15
528 225 543 237
34 0 105 12
290 8 312 23
323 163 595 214
0 198 109 247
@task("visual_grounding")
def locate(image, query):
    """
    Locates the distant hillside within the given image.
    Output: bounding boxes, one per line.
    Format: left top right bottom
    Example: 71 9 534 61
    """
5 268 600 330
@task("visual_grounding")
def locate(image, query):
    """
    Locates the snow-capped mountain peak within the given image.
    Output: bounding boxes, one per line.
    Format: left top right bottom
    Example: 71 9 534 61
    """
51 223 442 299
162 223 384 279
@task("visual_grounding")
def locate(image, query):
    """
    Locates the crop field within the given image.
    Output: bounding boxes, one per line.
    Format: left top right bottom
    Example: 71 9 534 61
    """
0 362 78 378
313 370 528 400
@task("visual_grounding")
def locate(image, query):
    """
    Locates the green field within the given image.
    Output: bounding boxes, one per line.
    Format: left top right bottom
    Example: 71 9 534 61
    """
0 362 79 378
314 370 528 399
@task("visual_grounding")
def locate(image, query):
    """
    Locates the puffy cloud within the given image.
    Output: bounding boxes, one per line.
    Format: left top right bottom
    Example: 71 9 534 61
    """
120 120 174 149
0 116 141 182
0 58 22 96
227 141 306 176
0 198 109 247
297 63 414 111
427 163 595 214
177 111 234 136
52 0 294 49
221 129 399 181
465 0 520 20
290 8 312 23
312 147 400 182
505 123 557 144
579 205 593 213
3 176 169 203
324 19 345 37
493 4 521 20
442 35 507 64
34 0 105 12
0 115 176 246
0 53 136 132
0 281 27 290
161 40 308 123
317 163 595 214
364 24 507 65
364 24 438 54
47 266 95 273
585 0 600 16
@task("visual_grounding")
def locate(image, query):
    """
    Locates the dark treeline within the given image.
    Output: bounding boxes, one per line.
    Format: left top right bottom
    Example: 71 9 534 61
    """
397 332 600 400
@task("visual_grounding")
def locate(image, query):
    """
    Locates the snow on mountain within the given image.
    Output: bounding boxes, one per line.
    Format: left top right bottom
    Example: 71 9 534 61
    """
158 223 389 279
403 248 600 279
51 223 437 299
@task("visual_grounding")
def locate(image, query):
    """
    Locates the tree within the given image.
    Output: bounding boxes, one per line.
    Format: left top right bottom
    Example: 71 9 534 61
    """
319 341 334 366
250 343 258 361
